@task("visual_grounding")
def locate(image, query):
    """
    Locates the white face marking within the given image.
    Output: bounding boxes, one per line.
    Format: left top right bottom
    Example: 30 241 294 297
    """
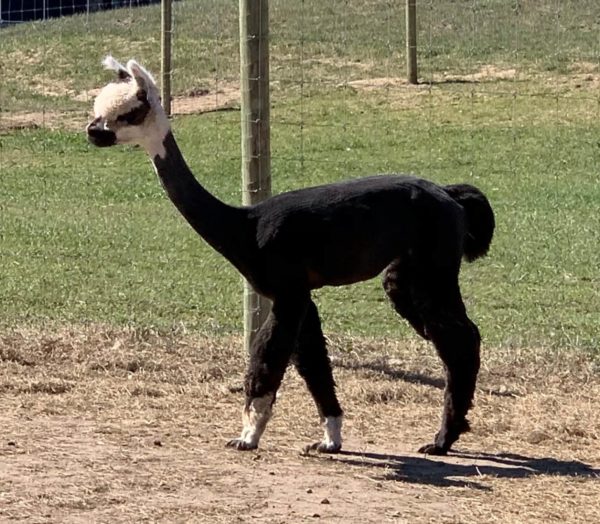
322 415 343 450
91 58 171 159
238 394 275 448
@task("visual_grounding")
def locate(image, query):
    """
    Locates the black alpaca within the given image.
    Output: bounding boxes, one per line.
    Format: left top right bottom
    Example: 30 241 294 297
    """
87 57 495 455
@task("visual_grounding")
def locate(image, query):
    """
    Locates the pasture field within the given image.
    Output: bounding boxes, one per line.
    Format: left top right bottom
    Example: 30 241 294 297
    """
1 1 600 348
1 0 599 522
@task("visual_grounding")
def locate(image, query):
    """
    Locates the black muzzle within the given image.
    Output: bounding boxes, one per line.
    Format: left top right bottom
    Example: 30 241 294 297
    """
86 120 117 147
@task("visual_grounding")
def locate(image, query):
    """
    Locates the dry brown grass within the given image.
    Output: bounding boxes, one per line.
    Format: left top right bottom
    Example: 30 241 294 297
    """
1 325 598 523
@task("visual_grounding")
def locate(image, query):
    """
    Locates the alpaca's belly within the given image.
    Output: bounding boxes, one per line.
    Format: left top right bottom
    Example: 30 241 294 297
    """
307 257 389 289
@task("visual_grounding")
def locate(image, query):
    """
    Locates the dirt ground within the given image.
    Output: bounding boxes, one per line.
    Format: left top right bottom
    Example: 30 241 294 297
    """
1 326 598 523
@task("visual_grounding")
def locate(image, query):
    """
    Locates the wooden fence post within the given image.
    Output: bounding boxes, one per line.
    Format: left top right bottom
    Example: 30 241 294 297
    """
161 0 172 116
406 0 418 84
239 0 272 352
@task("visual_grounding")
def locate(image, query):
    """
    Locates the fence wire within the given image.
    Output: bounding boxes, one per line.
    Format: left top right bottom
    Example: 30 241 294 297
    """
1 0 599 349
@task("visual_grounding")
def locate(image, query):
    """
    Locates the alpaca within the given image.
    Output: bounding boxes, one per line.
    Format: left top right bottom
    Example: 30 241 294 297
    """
87 57 495 456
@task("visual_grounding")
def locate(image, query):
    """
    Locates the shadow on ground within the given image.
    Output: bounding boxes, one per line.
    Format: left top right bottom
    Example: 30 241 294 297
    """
308 449 600 490
335 358 520 397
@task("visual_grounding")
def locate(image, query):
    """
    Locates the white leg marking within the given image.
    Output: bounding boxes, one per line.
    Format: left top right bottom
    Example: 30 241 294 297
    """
239 394 274 448
322 415 343 450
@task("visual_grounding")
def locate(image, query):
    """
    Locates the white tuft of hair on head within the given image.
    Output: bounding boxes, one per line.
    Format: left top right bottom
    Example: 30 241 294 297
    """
102 55 127 74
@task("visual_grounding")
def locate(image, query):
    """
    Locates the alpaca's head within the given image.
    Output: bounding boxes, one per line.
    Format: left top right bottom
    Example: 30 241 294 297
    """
87 57 170 157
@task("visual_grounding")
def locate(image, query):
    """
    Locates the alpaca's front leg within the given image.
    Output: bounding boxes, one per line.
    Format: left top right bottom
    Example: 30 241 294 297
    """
227 393 275 451
227 293 310 451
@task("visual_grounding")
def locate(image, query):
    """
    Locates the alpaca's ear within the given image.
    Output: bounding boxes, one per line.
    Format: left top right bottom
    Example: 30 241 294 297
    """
127 60 156 93
102 55 131 81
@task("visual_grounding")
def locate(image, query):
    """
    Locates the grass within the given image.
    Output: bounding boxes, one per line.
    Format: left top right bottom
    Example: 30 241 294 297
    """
2 0 599 110
1 1 600 351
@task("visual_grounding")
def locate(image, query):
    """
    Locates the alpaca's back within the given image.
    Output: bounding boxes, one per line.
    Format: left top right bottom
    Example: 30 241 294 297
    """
250 175 465 289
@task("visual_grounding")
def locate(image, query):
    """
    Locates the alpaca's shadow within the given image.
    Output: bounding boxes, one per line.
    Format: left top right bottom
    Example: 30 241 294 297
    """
336 359 519 397
325 449 600 490
336 358 445 389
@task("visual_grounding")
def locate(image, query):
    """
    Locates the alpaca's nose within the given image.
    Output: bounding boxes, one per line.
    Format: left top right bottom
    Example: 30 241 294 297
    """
86 119 117 147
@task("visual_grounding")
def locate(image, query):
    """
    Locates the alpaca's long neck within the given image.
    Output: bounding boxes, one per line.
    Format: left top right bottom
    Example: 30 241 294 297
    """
150 131 252 266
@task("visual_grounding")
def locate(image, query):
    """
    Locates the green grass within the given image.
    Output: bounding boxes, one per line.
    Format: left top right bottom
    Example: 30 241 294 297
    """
1 1 600 352
2 1 599 110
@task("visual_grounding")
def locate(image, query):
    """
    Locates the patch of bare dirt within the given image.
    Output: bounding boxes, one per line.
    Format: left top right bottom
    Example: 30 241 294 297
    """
1 82 240 133
340 66 519 110
28 74 78 99
344 77 411 90
437 65 518 83
343 66 518 92
172 83 240 115
556 64 600 91
1 325 598 523
341 78 431 110
0 110 87 133
304 57 375 71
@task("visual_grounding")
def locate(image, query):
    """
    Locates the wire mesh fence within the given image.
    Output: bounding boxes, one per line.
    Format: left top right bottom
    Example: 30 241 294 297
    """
0 1 158 24
1 0 599 350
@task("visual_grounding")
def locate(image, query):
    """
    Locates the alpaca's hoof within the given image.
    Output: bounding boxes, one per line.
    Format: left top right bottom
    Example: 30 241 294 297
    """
303 441 342 455
226 438 257 451
418 443 448 455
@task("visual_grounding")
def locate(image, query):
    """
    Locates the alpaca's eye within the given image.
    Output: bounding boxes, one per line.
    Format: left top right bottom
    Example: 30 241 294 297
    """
116 104 150 126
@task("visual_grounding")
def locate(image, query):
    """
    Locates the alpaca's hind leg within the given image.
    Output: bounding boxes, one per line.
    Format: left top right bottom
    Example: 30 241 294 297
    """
412 271 481 455
226 293 309 451
292 300 343 453
383 259 428 340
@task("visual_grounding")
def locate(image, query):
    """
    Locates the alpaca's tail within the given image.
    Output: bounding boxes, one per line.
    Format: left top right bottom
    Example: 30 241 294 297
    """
443 184 495 262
